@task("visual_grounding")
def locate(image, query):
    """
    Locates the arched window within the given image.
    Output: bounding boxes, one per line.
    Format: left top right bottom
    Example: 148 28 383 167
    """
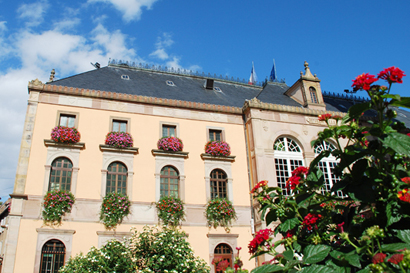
214 243 233 272
40 239 65 273
160 166 179 198
106 162 127 195
309 87 318 103
314 141 343 197
274 137 304 196
210 169 227 199
49 157 73 191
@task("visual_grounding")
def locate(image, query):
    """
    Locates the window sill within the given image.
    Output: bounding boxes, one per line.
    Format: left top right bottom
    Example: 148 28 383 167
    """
201 153 236 162
44 139 85 149
99 145 139 154
151 149 189 159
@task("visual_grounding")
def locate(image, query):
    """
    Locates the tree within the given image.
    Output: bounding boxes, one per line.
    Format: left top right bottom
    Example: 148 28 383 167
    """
250 67 410 272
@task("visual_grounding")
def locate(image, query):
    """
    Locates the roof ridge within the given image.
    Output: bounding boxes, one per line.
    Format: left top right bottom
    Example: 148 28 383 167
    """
108 58 265 88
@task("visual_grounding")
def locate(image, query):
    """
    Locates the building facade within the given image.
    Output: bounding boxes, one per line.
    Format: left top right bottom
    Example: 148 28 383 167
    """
2 60 408 272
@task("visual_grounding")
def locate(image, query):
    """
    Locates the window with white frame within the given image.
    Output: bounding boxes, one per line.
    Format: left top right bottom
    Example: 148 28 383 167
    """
273 137 304 196
314 141 343 197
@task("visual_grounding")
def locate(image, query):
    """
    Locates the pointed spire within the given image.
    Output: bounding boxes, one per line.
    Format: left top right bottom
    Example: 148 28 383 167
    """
300 61 319 80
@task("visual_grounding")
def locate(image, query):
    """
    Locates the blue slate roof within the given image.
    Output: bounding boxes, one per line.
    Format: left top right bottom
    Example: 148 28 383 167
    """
47 64 410 126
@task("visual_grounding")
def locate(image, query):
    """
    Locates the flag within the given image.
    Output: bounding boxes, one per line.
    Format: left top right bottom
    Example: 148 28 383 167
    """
248 62 257 85
270 59 277 81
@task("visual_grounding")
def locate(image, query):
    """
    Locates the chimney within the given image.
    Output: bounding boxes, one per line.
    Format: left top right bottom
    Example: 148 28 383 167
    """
204 79 214 90
49 69 55 82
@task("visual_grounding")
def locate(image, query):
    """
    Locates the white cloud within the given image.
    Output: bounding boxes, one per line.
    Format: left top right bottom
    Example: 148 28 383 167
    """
88 0 159 22
0 19 139 200
0 21 7 32
53 18 81 31
150 32 174 60
17 0 49 27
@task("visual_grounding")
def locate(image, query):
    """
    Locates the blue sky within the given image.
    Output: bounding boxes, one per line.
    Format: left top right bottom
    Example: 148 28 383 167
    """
1 0 410 201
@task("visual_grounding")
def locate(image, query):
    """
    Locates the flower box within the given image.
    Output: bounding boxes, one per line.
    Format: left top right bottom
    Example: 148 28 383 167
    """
105 132 133 148
42 190 75 225
155 196 185 227
205 198 237 232
205 141 231 157
51 126 81 144
157 137 184 152
100 193 131 230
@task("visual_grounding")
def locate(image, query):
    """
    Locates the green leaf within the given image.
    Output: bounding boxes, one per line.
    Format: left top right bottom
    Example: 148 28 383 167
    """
381 94 401 100
395 229 410 244
386 202 401 227
390 97 410 109
299 264 335 273
251 264 284 273
344 102 372 122
265 210 278 226
382 132 410 156
356 266 371 273
344 251 361 268
325 260 350 273
283 250 294 261
303 244 331 264
296 193 314 209
381 242 410 252
279 218 300 233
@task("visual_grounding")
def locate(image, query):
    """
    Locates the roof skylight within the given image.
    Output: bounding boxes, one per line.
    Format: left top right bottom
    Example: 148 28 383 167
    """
214 87 222 92
121 75 130 80
166 80 175 86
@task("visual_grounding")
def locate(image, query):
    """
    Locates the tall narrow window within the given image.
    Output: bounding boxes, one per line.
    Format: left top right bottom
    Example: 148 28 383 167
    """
49 157 73 191
106 162 127 195
309 87 318 103
214 243 233 272
314 141 343 197
160 166 179 198
40 240 65 273
112 120 127 132
209 129 222 141
210 169 227 199
59 114 76 128
274 137 304 196
162 125 176 137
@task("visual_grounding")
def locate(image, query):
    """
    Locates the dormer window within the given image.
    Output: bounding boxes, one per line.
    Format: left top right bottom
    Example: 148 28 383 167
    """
309 87 318 103
166 80 175 86
121 75 130 80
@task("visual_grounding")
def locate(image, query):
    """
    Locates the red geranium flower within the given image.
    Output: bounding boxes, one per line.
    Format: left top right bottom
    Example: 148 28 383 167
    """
250 180 268 193
388 253 404 265
401 177 410 184
291 166 309 176
372 253 386 264
397 189 410 203
378 66 406 84
318 113 332 121
352 73 378 91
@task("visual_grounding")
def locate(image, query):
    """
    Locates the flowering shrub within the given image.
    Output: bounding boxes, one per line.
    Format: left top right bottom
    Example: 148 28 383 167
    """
105 131 133 148
250 67 410 272
157 136 183 152
205 198 237 232
100 193 131 229
42 190 75 224
130 225 210 272
59 240 136 273
155 196 185 227
205 141 231 157
212 257 230 272
50 126 80 143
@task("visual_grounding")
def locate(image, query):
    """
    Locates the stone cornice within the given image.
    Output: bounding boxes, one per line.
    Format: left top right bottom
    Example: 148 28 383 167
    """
29 83 242 114
200 153 236 162
99 145 139 154
151 149 189 158
243 97 345 117
44 139 85 149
